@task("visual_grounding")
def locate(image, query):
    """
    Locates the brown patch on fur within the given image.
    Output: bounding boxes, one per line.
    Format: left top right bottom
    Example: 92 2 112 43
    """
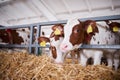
27 35 30 38
70 23 85 46
50 46 57 59
22 29 25 31
42 32 45 35
0 29 10 43
11 30 24 44
38 37 50 43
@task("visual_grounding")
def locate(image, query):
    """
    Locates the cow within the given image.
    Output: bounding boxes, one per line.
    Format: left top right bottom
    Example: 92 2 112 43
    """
38 24 64 63
105 21 120 70
0 26 21 44
0 28 33 44
0 27 37 53
60 18 120 69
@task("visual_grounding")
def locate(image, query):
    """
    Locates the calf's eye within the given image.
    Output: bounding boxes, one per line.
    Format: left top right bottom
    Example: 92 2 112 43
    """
74 29 80 33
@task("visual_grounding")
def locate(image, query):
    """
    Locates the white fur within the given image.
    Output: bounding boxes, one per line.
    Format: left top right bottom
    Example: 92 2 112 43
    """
50 37 64 63
113 50 120 70
80 49 103 66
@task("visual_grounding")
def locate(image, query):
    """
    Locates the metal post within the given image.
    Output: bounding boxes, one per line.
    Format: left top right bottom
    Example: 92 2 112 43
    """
29 26 34 53
35 25 41 55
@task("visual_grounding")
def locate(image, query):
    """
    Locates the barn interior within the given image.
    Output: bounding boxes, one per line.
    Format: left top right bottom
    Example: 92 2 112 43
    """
0 0 120 80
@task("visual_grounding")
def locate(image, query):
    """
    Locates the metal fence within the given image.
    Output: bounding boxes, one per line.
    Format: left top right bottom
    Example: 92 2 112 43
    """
0 15 120 55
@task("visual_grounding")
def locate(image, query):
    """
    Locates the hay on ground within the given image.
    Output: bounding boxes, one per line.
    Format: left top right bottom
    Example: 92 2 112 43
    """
0 51 120 80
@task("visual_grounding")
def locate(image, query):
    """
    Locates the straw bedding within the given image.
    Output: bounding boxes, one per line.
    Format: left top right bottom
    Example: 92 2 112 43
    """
0 51 120 80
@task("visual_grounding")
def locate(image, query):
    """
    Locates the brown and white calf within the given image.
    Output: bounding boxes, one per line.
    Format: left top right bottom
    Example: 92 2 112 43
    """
60 18 120 68
105 21 120 70
0 27 37 45
38 24 64 63
0 27 37 53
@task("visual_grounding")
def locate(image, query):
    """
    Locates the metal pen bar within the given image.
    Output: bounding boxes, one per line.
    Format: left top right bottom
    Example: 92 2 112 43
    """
0 15 119 29
0 26 30 29
38 20 67 26
80 44 120 49
35 25 41 55
28 15 120 26
33 44 120 49
80 15 120 21
0 44 120 49
29 26 34 53
0 44 29 48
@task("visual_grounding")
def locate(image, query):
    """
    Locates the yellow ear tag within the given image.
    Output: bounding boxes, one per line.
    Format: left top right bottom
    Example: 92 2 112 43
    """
113 26 119 32
40 41 46 47
87 25 93 34
54 28 61 35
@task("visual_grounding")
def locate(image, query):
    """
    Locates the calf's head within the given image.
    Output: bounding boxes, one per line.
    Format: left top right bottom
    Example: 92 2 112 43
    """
105 20 120 33
60 19 98 53
50 24 64 41
38 36 50 47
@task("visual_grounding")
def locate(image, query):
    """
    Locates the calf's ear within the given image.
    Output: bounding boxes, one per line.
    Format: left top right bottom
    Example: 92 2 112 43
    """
105 20 110 25
50 32 55 38
105 20 112 25
78 19 82 24
84 20 99 34
52 24 64 31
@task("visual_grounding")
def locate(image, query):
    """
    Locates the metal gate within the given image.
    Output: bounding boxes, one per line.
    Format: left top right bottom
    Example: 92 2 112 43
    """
0 15 120 55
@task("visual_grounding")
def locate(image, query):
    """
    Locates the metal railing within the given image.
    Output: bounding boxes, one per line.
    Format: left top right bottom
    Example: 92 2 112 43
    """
0 15 120 55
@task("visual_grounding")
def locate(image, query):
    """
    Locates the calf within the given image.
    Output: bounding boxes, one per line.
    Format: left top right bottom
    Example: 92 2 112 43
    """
38 36 50 55
38 24 64 63
60 18 120 67
0 29 26 44
105 21 120 70
0 27 37 45
0 27 37 53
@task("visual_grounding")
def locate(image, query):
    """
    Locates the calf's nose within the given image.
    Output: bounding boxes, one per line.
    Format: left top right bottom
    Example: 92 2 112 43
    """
60 44 68 51
64 45 68 48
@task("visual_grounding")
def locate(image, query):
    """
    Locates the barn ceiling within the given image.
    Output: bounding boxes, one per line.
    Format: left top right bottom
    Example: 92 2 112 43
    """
0 0 120 26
